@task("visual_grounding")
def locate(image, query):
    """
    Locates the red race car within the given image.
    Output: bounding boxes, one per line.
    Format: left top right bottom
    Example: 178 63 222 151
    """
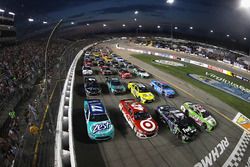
84 60 93 67
118 69 132 79
100 66 113 75
119 99 158 139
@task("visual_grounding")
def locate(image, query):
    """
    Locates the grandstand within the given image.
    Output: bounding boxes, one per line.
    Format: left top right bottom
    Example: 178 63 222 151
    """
0 8 16 45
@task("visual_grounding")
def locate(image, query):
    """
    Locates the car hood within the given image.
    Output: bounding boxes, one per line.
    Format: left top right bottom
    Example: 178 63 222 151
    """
88 121 113 135
164 88 175 95
139 72 149 76
204 116 217 126
112 85 125 90
134 118 158 133
140 92 154 99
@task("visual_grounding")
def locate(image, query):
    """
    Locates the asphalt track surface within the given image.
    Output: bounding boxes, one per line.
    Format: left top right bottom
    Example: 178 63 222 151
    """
73 41 250 167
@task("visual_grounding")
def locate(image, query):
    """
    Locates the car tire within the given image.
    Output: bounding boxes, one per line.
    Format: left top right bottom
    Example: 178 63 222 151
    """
202 123 207 130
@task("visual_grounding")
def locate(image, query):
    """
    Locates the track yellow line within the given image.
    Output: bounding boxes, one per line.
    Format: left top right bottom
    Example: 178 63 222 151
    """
116 48 233 122
32 81 58 167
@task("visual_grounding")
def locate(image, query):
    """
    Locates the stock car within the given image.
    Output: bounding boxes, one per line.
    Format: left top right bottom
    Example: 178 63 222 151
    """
115 57 124 62
99 66 113 75
150 80 176 97
106 77 126 94
156 105 197 142
118 69 132 79
82 66 93 76
119 99 158 139
84 77 101 95
133 68 150 78
84 99 115 140
128 82 154 104
84 59 93 67
180 102 217 131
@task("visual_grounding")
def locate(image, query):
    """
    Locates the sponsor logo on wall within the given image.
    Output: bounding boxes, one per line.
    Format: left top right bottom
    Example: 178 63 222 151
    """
232 113 250 133
152 59 185 67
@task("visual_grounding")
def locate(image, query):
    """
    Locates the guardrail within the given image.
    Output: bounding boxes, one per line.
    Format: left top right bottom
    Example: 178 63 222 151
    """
54 43 95 167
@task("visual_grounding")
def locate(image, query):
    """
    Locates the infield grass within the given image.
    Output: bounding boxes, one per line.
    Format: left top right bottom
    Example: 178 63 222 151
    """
131 54 250 118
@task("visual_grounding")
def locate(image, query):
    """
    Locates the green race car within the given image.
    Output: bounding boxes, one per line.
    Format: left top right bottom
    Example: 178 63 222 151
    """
106 77 126 94
180 102 217 132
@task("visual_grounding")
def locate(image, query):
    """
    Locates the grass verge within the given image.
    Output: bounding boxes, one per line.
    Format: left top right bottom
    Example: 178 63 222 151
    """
131 54 250 118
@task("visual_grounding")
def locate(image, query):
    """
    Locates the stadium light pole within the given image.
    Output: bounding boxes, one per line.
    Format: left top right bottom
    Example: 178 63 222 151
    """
240 0 250 8
44 19 63 106
0 9 4 22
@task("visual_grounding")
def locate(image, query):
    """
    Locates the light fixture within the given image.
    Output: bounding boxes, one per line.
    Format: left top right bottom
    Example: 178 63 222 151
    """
0 9 5 13
244 37 247 40
240 0 250 8
174 26 178 30
157 25 161 29
226 34 230 37
138 25 142 28
134 11 139 15
86 23 90 26
166 0 174 4
122 24 126 27
71 21 74 25
43 21 48 24
210 30 214 33
189 26 193 30
103 24 107 27
8 12 15 16
28 18 34 22
134 18 137 21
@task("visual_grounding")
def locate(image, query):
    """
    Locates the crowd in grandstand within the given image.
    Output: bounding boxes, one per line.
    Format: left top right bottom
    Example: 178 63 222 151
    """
0 39 71 166
0 40 69 102
134 37 250 70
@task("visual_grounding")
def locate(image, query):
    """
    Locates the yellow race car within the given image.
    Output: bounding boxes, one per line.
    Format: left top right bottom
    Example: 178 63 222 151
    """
128 81 155 104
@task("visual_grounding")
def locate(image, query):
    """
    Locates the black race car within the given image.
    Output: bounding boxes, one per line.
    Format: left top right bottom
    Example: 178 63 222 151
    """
84 77 101 95
156 105 197 142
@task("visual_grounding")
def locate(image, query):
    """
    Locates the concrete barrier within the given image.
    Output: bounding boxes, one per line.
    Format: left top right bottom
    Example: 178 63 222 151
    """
54 43 94 167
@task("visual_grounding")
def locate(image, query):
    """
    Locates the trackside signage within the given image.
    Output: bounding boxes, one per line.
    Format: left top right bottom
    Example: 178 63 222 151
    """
194 137 229 167
232 113 250 133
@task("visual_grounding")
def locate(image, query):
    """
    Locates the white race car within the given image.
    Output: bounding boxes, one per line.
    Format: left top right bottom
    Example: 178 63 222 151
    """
82 66 93 76
133 68 150 78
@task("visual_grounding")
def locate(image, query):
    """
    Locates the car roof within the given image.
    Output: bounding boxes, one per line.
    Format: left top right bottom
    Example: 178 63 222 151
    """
170 110 185 119
136 83 146 88
127 101 146 113
87 100 106 115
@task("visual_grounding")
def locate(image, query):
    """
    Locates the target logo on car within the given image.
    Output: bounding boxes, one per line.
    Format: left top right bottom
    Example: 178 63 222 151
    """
140 120 156 132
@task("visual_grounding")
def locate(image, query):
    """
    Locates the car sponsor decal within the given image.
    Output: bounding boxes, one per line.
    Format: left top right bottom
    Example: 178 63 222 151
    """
194 137 229 167
232 113 250 133
140 120 155 132
131 103 144 111
92 122 111 134
90 105 104 112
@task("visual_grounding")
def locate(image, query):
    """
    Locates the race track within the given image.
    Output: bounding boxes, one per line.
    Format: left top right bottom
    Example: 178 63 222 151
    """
72 40 250 167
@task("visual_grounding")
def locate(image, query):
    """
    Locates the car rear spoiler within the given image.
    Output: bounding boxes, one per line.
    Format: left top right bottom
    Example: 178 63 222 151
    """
119 99 136 103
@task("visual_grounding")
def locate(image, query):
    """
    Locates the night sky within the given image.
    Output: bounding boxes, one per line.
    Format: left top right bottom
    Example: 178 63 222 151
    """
1 0 250 40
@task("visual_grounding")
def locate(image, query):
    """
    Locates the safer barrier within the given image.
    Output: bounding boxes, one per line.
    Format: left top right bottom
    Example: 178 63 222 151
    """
54 43 94 167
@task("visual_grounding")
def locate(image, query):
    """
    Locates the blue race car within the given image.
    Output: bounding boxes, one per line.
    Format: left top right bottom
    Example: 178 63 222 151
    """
150 80 176 97
83 99 115 140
